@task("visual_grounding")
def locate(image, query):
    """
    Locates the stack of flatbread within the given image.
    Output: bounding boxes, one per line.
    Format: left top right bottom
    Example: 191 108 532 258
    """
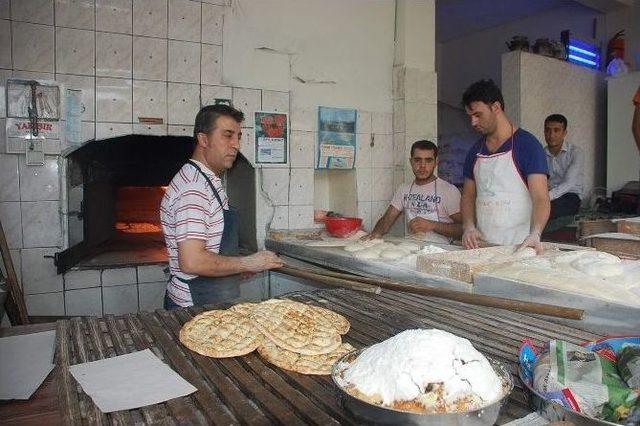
179 299 354 375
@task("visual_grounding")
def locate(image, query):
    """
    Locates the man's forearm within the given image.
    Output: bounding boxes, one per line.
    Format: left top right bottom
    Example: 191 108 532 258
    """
371 217 393 237
530 197 550 235
179 250 246 277
432 221 463 239
461 193 476 230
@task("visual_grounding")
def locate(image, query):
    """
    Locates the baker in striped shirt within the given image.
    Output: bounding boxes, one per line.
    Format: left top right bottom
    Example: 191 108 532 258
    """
160 104 283 308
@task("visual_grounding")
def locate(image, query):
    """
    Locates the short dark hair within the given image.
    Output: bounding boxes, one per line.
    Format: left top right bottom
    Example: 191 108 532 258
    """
193 104 244 140
410 140 438 158
544 114 568 130
462 79 505 111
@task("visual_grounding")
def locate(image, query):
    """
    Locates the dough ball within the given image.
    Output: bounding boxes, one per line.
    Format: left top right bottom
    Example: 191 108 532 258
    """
354 248 382 260
379 248 411 260
344 242 367 252
511 247 537 259
397 242 421 253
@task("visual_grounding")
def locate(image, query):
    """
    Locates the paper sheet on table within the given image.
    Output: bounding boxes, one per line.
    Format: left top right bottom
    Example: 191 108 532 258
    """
0 330 56 400
68 349 197 413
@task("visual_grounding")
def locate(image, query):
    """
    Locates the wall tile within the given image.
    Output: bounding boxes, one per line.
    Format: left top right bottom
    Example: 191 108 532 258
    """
96 32 133 78
0 249 22 286
137 264 167 283
372 167 394 201
12 70 54 80
289 130 314 168
12 22 54 72
138 281 166 311
372 134 393 168
55 0 94 30
392 66 405 100
19 156 60 201
103 284 138 314
64 269 101 290
271 205 288 229
371 111 392 135
405 101 437 137
96 0 132 34
168 40 200 83
355 133 372 168
96 122 132 139
0 20 10 69
43 139 61 155
133 123 167 135
201 3 223 45
0 153 19 201
288 168 313 206
290 108 316 132
357 110 371 134
201 85 232 106
21 247 62 294
55 27 95 75
65 287 102 316
167 124 193 136
393 132 406 167
96 77 133 122
167 83 199 125
26 292 64 316
262 90 289 113
393 99 405 133
201 0 227 4
0 1 9 19
0 201 21 248
201 43 221 85
81 121 96 142
11 0 54 25
168 0 200 42
56 74 95 122
133 36 167 81
133 0 167 37
288 205 314 229
0 70 11 117
21 200 62 247
356 167 373 202
102 267 136 286
133 80 167 122
232 88 261 127
357 201 372 232
260 168 289 205
238 127 254 164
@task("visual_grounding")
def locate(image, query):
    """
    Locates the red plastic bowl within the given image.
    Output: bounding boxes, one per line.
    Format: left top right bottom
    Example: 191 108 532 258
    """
324 216 363 238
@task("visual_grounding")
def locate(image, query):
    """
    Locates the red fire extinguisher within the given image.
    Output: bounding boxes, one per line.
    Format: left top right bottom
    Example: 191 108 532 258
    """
606 30 625 66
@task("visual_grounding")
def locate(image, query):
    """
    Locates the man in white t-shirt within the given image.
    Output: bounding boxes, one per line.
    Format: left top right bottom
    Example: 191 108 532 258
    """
365 140 462 243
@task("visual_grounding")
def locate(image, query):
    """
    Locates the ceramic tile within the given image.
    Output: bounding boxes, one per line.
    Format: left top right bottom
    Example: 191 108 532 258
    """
43 139 61 155
405 101 436 137
133 80 167 122
55 27 95 75
26 292 64 316
290 108 316 132
96 32 133 78
201 85 232 106
168 40 200 83
167 124 194 136
392 66 405 100
0 20 8 69
201 0 227 4
261 90 289 113
289 130 314 168
357 201 372 232
96 77 133 123
393 132 406 167
372 134 393 168
355 133 372 168
232 88 261 127
201 44 222 85
103 284 139 314
56 74 95 122
356 167 373 202
133 36 167 81
65 287 102 316
260 168 289 205
372 111 392 135
81 121 96 142
288 205 314 230
0 249 22 286
21 201 62 247
372 167 394 201
0 153 19 201
137 264 167 283
167 83 200 125
12 70 55 81
270 205 288 229
201 2 223 45
21 247 62 294
138 281 166 311
64 269 101 290
5 137 26 154
168 0 200 42
0 0 8 19
288 168 313 206
133 0 167 37
238 127 254 164
0 69 11 117
102 267 136 286
96 122 133 139
393 99 405 133
12 22 54 72
96 0 132 34
0 201 21 248
133 123 167 135
19 156 60 201
356 110 371 134
0 120 5 151
55 0 94 30
11 0 53 24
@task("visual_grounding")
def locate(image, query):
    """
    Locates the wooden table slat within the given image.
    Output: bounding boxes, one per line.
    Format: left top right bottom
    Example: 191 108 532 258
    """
54 320 82 426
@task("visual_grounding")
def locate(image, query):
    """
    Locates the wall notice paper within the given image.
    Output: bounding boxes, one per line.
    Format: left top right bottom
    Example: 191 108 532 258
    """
64 88 83 146
68 349 197 413
255 111 288 164
0 330 56 400
316 106 357 169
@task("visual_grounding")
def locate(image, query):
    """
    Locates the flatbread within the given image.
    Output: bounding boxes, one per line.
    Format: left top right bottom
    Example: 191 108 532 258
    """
258 338 355 375
250 300 342 355
228 302 258 317
253 299 350 334
179 310 261 358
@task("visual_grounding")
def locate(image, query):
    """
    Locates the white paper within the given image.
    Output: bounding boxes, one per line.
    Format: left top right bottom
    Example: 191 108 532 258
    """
68 349 197 413
0 330 56 400
257 136 285 163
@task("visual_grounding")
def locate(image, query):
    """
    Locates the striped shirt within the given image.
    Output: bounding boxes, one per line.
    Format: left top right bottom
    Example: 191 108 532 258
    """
160 160 228 307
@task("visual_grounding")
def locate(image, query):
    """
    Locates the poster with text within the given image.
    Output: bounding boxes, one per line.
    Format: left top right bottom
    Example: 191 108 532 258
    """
316 106 356 169
254 111 288 164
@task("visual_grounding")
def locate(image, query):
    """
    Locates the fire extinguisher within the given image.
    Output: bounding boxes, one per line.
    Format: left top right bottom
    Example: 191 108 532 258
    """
606 30 625 66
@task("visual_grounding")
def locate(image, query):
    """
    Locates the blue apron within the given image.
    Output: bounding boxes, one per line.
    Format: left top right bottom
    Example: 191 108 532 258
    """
164 160 241 308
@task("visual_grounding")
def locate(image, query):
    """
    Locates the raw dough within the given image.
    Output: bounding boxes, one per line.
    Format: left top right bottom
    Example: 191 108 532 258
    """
380 247 411 260
344 238 384 252
354 248 382 259
397 242 421 252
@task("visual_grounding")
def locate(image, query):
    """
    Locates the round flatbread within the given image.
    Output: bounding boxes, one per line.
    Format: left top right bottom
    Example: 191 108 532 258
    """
228 302 258 317
179 309 261 358
258 338 355 375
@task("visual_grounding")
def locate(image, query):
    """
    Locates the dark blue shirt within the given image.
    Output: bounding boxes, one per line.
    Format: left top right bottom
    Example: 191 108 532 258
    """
463 128 549 182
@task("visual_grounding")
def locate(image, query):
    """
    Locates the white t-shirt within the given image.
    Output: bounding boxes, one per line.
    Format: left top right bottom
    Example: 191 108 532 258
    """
390 177 461 228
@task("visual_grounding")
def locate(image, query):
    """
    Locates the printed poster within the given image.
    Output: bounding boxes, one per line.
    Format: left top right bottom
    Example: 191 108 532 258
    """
254 111 288 164
317 106 356 169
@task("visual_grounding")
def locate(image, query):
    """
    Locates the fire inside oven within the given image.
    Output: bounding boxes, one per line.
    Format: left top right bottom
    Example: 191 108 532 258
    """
114 186 167 234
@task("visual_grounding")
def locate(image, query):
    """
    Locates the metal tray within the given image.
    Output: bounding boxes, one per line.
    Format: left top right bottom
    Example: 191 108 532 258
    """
331 349 513 425
518 369 619 426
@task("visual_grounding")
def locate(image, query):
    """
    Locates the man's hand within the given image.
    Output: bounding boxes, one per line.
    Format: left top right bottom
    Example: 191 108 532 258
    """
361 231 382 241
520 231 544 254
462 226 483 249
239 250 284 273
408 217 436 234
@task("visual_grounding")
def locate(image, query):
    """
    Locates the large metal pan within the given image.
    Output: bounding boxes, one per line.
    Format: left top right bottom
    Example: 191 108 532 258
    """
331 349 514 425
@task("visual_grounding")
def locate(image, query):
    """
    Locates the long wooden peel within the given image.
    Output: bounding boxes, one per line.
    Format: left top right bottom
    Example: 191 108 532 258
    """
277 264 584 320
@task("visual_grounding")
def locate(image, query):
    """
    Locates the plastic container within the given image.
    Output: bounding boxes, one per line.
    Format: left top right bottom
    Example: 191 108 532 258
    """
324 217 363 238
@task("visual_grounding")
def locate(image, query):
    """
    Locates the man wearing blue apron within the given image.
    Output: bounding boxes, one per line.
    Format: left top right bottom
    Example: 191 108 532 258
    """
460 79 550 253
160 104 284 309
